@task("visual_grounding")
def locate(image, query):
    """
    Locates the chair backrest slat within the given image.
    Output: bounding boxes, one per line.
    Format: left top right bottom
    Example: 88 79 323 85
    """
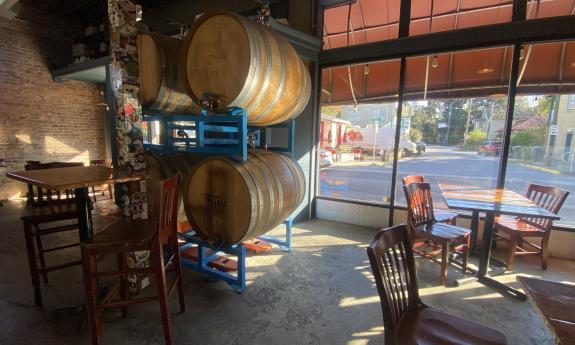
367 225 420 343
402 175 425 186
156 174 179 244
521 184 569 229
403 182 435 232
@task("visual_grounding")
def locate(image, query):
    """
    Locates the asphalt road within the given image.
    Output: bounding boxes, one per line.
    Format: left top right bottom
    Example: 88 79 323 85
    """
320 146 575 224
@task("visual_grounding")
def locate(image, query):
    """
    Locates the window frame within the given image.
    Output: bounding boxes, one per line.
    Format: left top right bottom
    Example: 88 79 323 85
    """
315 0 575 230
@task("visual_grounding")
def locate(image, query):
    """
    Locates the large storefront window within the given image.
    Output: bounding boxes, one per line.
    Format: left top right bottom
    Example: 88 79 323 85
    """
319 59 400 203
504 41 575 226
394 47 511 209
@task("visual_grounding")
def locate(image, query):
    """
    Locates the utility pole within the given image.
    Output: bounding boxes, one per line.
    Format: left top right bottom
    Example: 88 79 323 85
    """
545 95 559 166
463 99 473 146
447 102 452 145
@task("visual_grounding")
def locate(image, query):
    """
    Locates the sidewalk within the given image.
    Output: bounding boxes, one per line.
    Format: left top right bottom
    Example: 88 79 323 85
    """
510 159 574 176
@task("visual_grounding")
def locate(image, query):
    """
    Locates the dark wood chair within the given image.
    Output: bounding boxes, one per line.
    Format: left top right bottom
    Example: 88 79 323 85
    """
89 160 113 202
367 224 507 345
494 184 569 270
403 182 471 285
402 175 458 225
21 161 87 306
81 174 185 345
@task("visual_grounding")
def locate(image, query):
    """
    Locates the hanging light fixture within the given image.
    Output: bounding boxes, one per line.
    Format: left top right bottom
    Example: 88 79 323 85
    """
431 55 439 68
571 61 575 68
520 46 526 60
477 67 495 74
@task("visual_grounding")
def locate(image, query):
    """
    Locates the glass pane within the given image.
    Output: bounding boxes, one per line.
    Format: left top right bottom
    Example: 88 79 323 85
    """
319 59 401 203
410 0 513 36
505 40 575 226
395 46 512 210
322 0 401 50
526 0 575 19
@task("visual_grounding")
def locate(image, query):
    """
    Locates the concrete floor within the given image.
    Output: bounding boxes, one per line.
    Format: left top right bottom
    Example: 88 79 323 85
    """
0 199 573 345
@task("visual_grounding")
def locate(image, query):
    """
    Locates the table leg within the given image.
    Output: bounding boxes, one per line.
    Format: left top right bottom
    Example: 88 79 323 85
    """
470 211 479 253
75 187 93 241
476 211 527 301
478 212 494 277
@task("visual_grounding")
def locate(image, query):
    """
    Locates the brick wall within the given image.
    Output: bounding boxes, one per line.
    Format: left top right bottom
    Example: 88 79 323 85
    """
0 12 106 200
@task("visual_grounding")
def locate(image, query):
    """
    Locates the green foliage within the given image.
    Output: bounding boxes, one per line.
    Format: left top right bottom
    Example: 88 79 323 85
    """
510 127 546 146
464 129 487 150
409 127 422 142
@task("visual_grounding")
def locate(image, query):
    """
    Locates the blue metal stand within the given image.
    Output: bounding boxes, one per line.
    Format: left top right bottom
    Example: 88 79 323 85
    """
144 107 297 292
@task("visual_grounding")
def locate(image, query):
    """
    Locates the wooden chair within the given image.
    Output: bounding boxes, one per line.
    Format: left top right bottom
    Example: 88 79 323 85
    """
21 161 86 306
367 224 507 345
402 175 458 224
403 182 471 285
494 184 569 270
90 160 113 202
81 174 185 345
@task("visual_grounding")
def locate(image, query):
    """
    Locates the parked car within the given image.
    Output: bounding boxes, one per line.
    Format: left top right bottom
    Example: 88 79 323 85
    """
478 140 502 156
319 149 333 168
416 141 426 155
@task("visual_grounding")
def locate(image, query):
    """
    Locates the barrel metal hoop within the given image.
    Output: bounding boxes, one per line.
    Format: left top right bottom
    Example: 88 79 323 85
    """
257 30 287 124
229 15 260 109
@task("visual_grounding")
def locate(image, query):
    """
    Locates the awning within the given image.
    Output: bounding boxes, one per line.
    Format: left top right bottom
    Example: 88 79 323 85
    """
321 0 575 105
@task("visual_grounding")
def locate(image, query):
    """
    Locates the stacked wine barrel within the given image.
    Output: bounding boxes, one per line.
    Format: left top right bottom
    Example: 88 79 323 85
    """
140 11 309 244
144 151 203 222
138 11 311 126
184 149 305 245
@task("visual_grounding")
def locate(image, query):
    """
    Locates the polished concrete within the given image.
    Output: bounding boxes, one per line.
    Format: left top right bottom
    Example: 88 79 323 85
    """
0 198 573 345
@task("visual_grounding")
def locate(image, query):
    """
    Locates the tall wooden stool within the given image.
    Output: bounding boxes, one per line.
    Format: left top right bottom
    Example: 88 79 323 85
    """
81 175 185 345
21 161 86 307
89 160 114 202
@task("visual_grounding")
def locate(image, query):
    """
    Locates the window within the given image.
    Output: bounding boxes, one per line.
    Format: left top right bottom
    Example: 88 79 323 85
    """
568 95 575 111
504 41 575 226
319 59 401 203
394 47 511 211
322 0 401 50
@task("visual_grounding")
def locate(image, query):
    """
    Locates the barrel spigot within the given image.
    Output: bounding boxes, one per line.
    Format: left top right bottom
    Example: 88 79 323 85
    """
200 93 226 112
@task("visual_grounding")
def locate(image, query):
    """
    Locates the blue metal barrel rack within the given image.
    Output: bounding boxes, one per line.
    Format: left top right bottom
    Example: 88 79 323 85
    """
142 107 295 292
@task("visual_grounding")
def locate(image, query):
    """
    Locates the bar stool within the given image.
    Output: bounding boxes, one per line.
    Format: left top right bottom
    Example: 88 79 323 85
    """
81 175 185 345
20 161 86 306
89 160 114 202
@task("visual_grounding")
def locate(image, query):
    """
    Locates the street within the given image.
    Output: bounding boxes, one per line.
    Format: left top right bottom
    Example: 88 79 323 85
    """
320 146 575 225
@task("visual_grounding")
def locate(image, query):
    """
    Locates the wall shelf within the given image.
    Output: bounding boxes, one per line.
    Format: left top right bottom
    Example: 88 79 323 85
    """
52 56 111 84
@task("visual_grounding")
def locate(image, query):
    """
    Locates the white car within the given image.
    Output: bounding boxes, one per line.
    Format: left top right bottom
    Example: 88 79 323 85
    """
319 149 333 168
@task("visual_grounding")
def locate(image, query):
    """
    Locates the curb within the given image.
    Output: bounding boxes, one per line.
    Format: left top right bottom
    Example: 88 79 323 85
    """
515 162 561 175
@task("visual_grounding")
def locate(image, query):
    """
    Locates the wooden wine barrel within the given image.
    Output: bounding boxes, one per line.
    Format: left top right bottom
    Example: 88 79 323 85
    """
183 149 305 245
144 151 203 222
182 11 311 126
138 32 195 113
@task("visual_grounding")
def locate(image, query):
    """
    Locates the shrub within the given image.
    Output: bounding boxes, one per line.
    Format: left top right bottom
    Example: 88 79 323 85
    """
510 127 546 146
409 127 422 142
464 129 487 150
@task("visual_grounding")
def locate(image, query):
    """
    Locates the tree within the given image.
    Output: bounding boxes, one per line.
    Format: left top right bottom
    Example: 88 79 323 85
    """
409 127 422 142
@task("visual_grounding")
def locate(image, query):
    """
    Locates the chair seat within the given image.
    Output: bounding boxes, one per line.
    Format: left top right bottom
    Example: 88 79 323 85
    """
434 209 458 223
85 219 158 248
495 216 545 235
396 306 507 345
21 201 79 221
417 223 470 242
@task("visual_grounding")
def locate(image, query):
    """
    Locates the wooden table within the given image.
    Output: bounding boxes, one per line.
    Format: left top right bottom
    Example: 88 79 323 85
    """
519 276 575 345
6 165 144 240
439 184 560 300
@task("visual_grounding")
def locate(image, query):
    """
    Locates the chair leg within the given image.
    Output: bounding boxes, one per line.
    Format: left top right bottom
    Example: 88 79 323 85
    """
506 235 518 271
108 184 113 199
171 235 185 313
462 236 470 274
440 242 449 286
541 235 550 270
92 186 97 203
34 229 49 284
153 243 173 345
24 222 42 307
117 253 128 318
82 250 101 345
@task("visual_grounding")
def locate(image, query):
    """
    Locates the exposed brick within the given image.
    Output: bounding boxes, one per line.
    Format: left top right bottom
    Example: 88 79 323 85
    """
0 12 106 200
